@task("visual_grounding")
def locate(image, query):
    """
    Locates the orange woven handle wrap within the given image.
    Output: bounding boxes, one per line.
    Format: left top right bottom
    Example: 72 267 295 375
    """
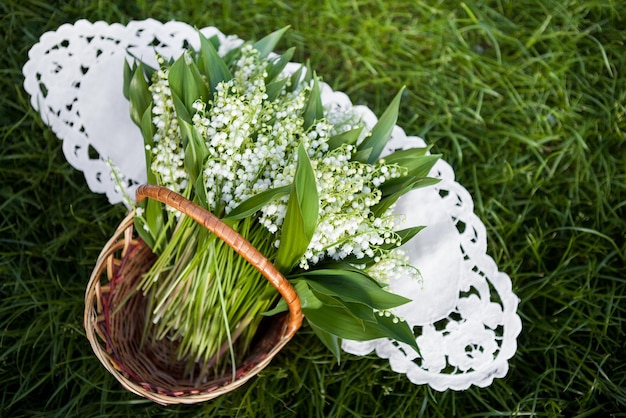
135 184 303 336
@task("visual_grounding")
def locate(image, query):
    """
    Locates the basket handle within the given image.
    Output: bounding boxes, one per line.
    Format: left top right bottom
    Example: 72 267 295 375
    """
136 184 303 337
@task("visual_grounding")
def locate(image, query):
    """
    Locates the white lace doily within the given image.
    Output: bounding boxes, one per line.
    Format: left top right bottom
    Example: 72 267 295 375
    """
23 19 522 391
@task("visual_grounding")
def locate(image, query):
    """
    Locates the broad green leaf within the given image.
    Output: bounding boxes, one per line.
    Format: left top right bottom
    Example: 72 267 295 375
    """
179 119 209 184
128 63 151 127
224 185 291 220
168 56 208 121
388 154 440 179
308 320 341 363
144 198 165 252
206 33 221 50
352 147 372 163
252 26 290 59
296 269 412 310
303 302 418 352
171 92 191 125
262 298 288 316
222 46 241 68
302 304 368 341
391 226 426 247
302 60 314 84
327 127 363 151
293 145 319 237
275 144 319 273
266 47 295 84
262 280 322 316
137 104 163 249
288 65 305 92
410 156 441 178
134 213 154 249
187 59 210 105
122 60 133 100
265 77 290 101
198 31 232 92
140 106 156 185
310 289 378 323
379 176 427 198
377 314 420 353
303 76 323 130
342 300 378 323
194 171 208 209
381 147 433 171
373 177 441 217
294 280 324 309
356 87 405 164
136 103 166 252
168 56 190 105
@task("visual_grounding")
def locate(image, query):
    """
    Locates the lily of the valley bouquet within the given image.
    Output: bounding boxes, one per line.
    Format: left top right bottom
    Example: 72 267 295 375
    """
104 27 439 400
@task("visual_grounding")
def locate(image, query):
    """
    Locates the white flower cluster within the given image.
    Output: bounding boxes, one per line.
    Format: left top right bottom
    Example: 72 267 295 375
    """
149 45 410 275
301 146 406 269
192 45 316 220
366 250 418 286
106 158 133 207
148 60 187 198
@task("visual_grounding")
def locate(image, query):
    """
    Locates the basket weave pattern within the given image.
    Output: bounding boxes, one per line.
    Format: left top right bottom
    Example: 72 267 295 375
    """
84 185 303 405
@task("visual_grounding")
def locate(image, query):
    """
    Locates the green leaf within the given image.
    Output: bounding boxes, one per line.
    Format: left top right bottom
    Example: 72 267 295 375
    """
302 60 314 84
275 144 319 273
252 26 290 59
134 212 154 249
263 279 322 316
168 55 209 122
342 300 378 323
136 106 163 250
352 147 372 163
356 87 405 164
294 280 324 309
179 119 209 185
140 106 156 185
308 320 341 363
221 46 241 68
303 76 323 130
303 301 418 352
296 269 412 310
188 59 210 104
194 171 208 209
168 56 191 103
224 185 291 220
378 314 419 353
327 127 363 151
392 226 426 247
265 77 290 101
262 298 288 316
389 154 441 179
310 289 378 324
170 92 192 125
288 65 305 92
266 47 295 84
128 63 151 127
198 31 233 92
372 177 441 217
381 147 432 169
143 197 165 252
122 59 133 100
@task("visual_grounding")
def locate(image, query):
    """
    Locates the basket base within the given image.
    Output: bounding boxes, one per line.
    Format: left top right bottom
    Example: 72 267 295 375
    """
86 231 293 404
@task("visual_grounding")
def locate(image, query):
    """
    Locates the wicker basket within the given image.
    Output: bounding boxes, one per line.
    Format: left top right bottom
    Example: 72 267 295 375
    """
84 184 303 405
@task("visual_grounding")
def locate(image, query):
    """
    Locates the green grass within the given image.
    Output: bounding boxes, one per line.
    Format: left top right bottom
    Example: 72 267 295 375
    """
1 0 625 416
